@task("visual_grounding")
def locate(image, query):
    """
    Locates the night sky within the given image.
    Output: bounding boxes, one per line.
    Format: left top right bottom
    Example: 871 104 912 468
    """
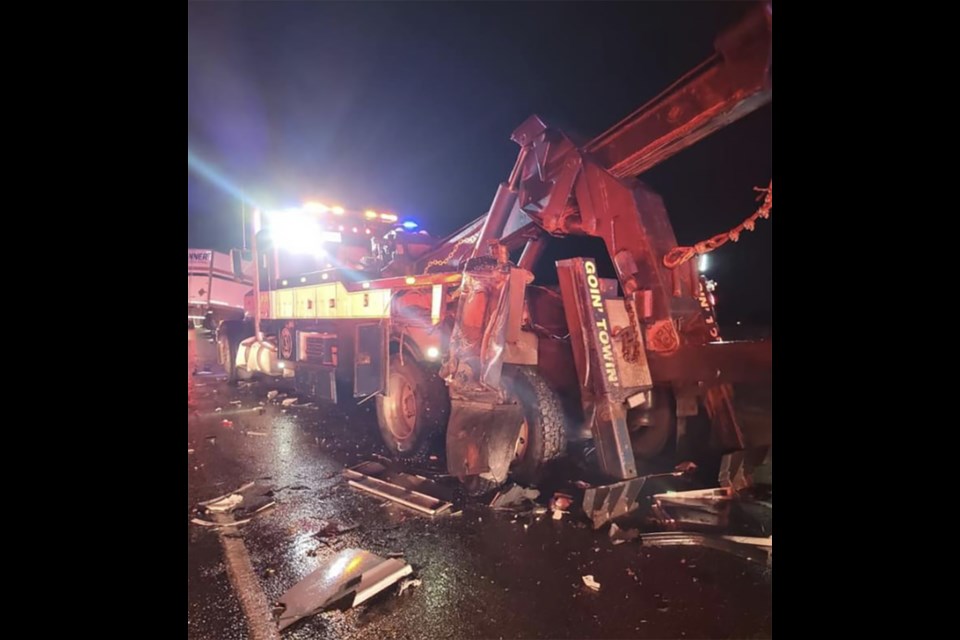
188 1 772 325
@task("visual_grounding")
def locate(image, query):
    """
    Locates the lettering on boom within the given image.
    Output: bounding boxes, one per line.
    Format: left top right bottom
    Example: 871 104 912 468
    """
584 260 619 385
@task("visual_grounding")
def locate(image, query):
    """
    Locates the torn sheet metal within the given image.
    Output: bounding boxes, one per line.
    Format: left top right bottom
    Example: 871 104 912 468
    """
344 461 453 516
651 487 733 530
582 472 682 529
275 549 412 631
639 532 772 566
193 481 275 526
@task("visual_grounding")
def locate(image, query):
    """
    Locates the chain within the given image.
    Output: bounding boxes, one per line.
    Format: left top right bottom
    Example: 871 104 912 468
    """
425 231 480 272
663 180 772 270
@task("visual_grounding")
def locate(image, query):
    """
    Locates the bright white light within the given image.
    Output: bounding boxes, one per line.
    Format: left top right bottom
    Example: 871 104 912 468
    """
698 254 709 273
426 346 440 360
362 282 371 289
270 210 323 254
300 277 307 283
321 231 342 243
321 273 329 280
278 361 285 369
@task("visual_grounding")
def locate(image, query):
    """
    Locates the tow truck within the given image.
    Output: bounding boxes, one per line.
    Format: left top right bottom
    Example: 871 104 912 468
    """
219 3 772 523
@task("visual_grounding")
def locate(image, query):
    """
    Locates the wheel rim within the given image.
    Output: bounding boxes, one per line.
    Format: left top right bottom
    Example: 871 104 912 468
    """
388 379 417 441
513 418 529 463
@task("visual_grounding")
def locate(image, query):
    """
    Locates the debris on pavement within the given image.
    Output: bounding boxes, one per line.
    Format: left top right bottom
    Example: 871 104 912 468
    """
245 431 268 437
639 532 772 566
581 575 601 591
343 460 454 516
281 397 299 407
221 419 234 428
609 523 640 545
651 487 733 531
274 549 413 631
674 461 698 474
267 390 279 400
314 519 360 540
397 577 421 595
192 481 276 526
230 400 243 406
188 448 195 454
489 483 540 509
552 509 565 521
550 492 574 511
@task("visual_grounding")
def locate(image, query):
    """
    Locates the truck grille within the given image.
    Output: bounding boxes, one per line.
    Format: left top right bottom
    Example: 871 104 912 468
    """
299 332 338 366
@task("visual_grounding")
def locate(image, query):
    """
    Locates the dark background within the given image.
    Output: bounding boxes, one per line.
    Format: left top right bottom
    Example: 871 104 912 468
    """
188 0 772 326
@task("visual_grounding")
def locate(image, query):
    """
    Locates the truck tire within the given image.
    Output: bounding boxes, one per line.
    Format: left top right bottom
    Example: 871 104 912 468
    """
376 354 449 461
461 366 568 496
503 366 567 485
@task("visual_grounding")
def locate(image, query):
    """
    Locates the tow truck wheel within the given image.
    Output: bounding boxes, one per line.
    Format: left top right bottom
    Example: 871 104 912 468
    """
376 354 448 461
461 367 567 496
503 366 567 485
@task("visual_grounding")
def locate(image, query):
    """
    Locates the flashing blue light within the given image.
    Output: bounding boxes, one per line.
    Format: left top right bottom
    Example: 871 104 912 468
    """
401 220 419 230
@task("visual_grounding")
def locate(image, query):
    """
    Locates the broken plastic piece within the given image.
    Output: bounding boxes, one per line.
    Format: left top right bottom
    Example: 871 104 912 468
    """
582 575 601 591
281 397 298 407
274 549 412 631
267 390 279 400
398 577 421 595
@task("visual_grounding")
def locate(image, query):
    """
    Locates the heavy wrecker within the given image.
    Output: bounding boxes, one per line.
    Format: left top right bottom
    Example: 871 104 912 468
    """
218 3 772 524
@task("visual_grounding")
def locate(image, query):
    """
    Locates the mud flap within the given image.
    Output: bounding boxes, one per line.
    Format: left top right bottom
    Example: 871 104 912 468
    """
354 323 386 397
446 400 525 484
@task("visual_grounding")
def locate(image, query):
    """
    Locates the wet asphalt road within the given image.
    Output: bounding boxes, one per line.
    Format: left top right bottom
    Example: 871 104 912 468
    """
188 330 772 639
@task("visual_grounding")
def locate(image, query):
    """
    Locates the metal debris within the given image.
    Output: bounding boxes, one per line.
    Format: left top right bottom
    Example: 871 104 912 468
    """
274 549 412 631
344 461 453 516
489 483 540 509
193 481 276 527
581 575 601 591
639 532 772 566
651 487 733 530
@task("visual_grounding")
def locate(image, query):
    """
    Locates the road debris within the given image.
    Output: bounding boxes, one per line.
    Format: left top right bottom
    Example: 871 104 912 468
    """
489 483 540 510
650 487 733 530
314 519 360 540
245 431 268 437
550 493 574 511
398 577 421 595
581 575 601 591
221 419 234 428
192 481 276 527
267 390 279 400
188 448 195 454
639 532 772 566
230 400 243 406
274 549 412 631
281 397 299 407
609 523 640 545
344 460 453 516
